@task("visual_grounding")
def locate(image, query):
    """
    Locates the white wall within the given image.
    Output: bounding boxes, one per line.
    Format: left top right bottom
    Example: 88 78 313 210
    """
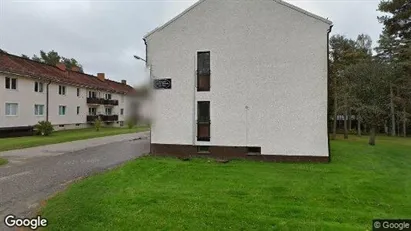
147 0 330 156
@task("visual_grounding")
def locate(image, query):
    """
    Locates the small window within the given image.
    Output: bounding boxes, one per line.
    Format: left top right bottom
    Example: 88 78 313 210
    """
197 146 210 153
34 82 43 92
5 103 18 116
59 106 66 115
5 77 17 90
120 121 124 127
34 104 45 116
88 91 97 98
120 109 124 115
77 106 80 115
89 107 97 115
76 124 80 126
105 107 112 115
59 125 65 128
247 147 261 155
77 88 80 97
59 86 66 95
105 94 112 100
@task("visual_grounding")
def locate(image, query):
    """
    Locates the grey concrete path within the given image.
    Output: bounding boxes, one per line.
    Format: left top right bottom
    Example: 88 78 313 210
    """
0 132 150 231
0 132 150 159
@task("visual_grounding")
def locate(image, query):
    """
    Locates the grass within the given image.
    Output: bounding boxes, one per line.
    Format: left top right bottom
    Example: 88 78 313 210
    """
0 158 8 166
40 135 411 231
0 126 149 152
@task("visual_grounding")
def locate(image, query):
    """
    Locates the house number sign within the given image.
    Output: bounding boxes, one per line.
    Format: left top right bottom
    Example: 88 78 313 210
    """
153 78 172 89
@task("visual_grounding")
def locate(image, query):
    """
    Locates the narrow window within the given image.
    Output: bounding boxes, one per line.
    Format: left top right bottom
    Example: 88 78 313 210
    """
105 94 112 100
5 77 10 89
77 88 80 97
120 109 124 115
34 104 44 116
59 106 66 115
39 82 43 92
11 78 17 89
197 101 210 141
77 106 80 115
5 103 18 116
197 51 211 91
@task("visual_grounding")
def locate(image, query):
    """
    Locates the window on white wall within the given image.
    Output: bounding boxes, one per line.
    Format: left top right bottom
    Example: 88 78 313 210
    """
59 86 66 95
77 88 80 97
105 107 112 115
59 106 66 115
34 104 44 116
5 77 17 90
5 103 18 116
88 91 97 98
89 107 97 115
34 82 44 92
77 106 80 115
120 109 124 115
105 94 112 100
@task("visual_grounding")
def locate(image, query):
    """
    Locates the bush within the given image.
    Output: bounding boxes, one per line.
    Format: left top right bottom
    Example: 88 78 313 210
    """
34 121 54 136
127 119 135 129
94 118 102 131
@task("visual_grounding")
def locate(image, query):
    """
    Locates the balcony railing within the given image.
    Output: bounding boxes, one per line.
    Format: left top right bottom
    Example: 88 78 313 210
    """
197 69 211 91
87 97 119 106
87 115 119 122
197 120 211 142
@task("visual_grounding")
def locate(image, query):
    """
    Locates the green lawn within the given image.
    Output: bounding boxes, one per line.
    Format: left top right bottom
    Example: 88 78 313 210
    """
0 157 7 166
0 126 149 152
40 135 411 231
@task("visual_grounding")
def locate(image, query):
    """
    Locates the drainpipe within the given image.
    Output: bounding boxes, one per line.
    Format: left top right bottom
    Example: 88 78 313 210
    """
46 80 52 122
327 24 333 163
143 38 152 154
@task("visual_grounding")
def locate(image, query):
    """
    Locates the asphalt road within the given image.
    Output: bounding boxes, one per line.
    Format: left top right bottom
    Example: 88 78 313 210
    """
0 134 150 231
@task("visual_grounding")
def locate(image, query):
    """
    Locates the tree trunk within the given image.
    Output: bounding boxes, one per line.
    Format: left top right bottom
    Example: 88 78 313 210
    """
357 114 362 137
344 109 348 139
332 86 338 140
364 123 367 134
369 125 376 146
397 120 400 137
403 108 407 138
348 110 352 131
390 84 396 136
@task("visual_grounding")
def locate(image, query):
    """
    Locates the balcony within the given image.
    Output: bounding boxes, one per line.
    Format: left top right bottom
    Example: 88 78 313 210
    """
87 97 119 106
87 115 119 123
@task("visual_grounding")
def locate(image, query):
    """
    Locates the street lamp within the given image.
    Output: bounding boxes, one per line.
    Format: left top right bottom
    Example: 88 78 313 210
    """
133 54 151 153
133 55 147 63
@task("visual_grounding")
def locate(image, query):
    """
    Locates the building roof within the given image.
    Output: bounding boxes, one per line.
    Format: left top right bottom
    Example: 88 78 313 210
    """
143 0 333 39
0 51 135 95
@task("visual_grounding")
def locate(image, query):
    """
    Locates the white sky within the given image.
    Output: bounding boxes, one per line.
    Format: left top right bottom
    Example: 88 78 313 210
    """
0 0 384 86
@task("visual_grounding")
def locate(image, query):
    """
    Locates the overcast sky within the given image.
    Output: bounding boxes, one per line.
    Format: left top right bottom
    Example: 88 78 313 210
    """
0 0 383 86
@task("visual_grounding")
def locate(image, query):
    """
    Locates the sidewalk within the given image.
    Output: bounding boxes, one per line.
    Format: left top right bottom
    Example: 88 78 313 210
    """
0 131 150 159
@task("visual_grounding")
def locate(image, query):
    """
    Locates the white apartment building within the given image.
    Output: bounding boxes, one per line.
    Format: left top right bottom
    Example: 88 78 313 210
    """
0 51 138 136
144 0 333 162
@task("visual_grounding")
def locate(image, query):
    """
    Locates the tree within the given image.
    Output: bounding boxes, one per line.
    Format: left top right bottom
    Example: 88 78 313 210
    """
21 54 30 59
346 61 392 145
378 0 411 39
29 50 83 72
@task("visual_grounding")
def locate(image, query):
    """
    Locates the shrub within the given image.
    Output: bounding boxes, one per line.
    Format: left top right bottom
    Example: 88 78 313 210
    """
127 119 135 129
34 121 54 136
94 118 102 131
